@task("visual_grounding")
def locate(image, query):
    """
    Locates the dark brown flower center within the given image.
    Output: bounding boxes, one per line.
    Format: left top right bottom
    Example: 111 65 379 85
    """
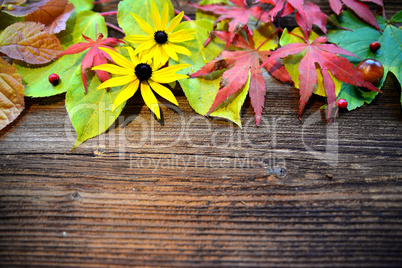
154 31 168 44
135 63 152 81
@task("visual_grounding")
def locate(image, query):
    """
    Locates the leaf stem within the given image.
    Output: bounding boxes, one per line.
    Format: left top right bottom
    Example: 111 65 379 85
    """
100 11 118 16
105 22 124 34
174 9 191 21
256 28 281 51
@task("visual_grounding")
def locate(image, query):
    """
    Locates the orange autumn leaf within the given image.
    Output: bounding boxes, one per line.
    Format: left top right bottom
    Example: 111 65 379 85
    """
0 57 24 130
25 0 75 34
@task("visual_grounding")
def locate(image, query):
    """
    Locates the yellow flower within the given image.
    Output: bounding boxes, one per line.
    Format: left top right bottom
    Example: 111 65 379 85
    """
125 0 195 68
92 47 190 119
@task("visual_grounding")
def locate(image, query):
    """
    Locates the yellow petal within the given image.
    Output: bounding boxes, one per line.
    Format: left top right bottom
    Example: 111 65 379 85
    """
92 64 133 75
145 57 153 66
113 79 140 110
152 64 190 83
140 47 155 63
97 75 136 90
134 40 157 54
159 48 169 67
98 47 134 70
125 46 139 65
152 46 169 69
152 46 162 69
141 81 160 119
168 43 192 55
150 0 162 30
153 64 190 76
125 35 153 43
152 73 189 84
169 29 195 43
130 12 155 36
160 3 169 29
148 80 178 106
166 11 184 33
162 43 178 61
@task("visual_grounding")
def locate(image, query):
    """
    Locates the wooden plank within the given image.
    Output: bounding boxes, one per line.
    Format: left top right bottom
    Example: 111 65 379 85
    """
1 0 402 267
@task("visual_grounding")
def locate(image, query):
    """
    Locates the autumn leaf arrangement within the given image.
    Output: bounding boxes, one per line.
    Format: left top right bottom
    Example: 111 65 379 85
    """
0 0 401 147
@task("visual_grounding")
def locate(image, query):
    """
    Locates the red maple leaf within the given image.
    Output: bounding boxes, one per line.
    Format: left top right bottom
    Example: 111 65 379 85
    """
329 0 384 30
57 33 123 93
190 0 270 49
260 0 330 37
190 30 292 126
261 35 380 120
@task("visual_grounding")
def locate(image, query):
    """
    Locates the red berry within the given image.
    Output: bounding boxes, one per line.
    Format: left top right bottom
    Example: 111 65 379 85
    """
336 99 348 109
356 59 384 86
48 73 60 86
370 41 381 52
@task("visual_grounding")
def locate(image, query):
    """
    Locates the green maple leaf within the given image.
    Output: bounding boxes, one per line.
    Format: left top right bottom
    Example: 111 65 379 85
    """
328 11 402 110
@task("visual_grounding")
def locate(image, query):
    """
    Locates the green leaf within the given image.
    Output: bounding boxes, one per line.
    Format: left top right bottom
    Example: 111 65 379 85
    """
65 75 126 148
390 10 402 23
15 11 107 97
16 53 84 97
328 11 401 109
336 84 378 111
69 0 94 13
117 0 174 36
59 10 108 49
0 13 23 32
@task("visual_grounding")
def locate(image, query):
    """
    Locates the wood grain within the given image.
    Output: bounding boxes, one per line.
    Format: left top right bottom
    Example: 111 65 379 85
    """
1 1 402 267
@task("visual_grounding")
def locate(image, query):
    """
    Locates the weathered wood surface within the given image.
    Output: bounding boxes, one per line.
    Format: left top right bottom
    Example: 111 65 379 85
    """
1 1 402 267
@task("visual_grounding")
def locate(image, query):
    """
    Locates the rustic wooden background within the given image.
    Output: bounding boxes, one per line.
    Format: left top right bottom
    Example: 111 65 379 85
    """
1 0 402 267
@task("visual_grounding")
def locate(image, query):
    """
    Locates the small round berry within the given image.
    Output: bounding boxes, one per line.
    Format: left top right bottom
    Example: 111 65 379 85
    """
370 41 381 52
336 98 348 109
356 59 384 86
48 73 60 86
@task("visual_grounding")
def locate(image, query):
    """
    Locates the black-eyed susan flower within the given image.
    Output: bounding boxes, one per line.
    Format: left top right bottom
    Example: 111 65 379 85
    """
92 47 190 119
124 0 195 68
